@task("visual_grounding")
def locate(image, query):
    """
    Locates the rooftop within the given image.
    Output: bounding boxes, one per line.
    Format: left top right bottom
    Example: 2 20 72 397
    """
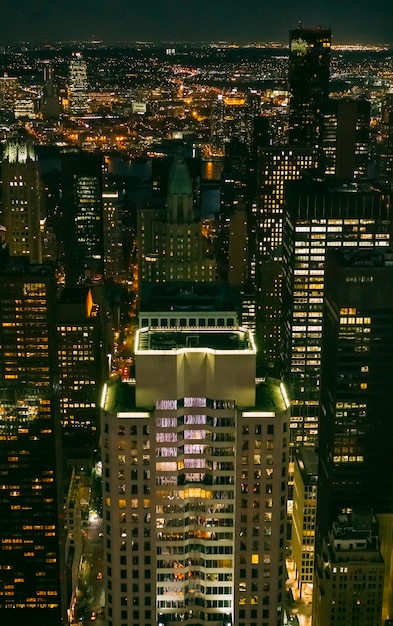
136 327 255 353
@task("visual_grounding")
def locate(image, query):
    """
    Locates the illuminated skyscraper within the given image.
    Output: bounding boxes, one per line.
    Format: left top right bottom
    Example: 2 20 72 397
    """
288 26 331 150
2 138 42 263
0 252 66 626
281 174 392 448
0 72 18 115
68 52 88 116
101 323 290 626
255 146 316 364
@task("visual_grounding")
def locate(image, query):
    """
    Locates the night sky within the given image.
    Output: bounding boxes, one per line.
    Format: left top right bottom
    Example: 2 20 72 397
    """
1 0 392 45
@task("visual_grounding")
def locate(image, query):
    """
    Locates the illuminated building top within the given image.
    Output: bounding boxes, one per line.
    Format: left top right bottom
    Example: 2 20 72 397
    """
3 138 36 163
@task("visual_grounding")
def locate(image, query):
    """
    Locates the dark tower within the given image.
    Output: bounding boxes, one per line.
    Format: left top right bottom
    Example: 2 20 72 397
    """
288 26 331 150
321 98 370 178
60 151 104 286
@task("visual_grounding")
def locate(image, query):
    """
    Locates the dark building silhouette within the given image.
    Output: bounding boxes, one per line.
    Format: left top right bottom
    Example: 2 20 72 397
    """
57 286 106 451
321 99 370 178
318 248 393 526
379 94 393 189
60 152 104 286
288 26 331 150
314 248 393 624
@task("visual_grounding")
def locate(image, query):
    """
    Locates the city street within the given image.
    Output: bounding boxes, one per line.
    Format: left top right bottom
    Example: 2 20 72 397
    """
73 515 105 626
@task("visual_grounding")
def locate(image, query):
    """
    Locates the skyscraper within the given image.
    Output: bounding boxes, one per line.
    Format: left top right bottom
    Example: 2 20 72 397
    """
281 174 392 448
321 99 370 179
138 155 216 283
100 324 290 626
314 248 393 625
288 26 331 150
379 93 393 189
318 248 393 516
0 251 66 626
255 146 316 364
68 52 88 116
2 138 42 263
60 152 104 286
57 286 104 449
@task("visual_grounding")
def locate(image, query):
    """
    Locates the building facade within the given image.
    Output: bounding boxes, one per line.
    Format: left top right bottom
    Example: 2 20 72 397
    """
0 252 66 626
255 146 316 364
281 174 392 448
138 156 216 283
100 325 289 626
2 139 42 263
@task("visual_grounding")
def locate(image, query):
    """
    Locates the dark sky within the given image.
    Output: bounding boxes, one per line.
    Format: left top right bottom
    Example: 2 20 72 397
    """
2 0 392 44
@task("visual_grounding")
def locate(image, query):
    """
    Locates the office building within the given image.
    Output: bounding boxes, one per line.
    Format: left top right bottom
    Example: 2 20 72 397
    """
313 510 384 626
318 248 393 516
138 281 238 329
321 98 370 178
281 174 392 448
379 93 393 189
57 286 105 448
60 152 104 286
255 146 315 364
316 248 393 622
102 187 125 282
2 138 42 263
0 252 66 626
288 26 331 149
100 325 290 626
292 447 317 598
138 155 216 283
68 52 88 116
0 73 19 115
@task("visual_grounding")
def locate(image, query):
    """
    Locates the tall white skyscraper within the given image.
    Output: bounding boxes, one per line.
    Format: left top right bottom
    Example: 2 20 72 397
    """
101 323 290 626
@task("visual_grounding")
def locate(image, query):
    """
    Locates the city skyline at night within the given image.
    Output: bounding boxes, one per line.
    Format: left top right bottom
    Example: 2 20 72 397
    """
1 8 393 626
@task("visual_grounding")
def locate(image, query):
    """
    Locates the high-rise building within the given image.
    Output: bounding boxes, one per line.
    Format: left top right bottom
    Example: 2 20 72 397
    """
138 281 239 329
60 152 104 286
102 187 125 282
292 447 317 598
138 155 216 283
321 99 370 178
57 286 105 448
0 251 66 626
0 73 19 115
100 324 290 626
313 510 384 626
68 52 88 116
379 93 393 189
288 26 331 149
281 174 392 448
255 146 316 364
315 246 393 625
2 138 42 263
